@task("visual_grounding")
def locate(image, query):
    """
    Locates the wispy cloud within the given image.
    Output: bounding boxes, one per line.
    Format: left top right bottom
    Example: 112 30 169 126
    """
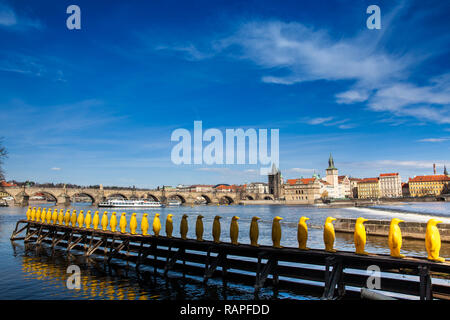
286 168 317 174
305 117 333 125
417 138 449 143
0 3 42 30
152 6 448 126
51 167 61 171
219 20 412 87
303 117 355 129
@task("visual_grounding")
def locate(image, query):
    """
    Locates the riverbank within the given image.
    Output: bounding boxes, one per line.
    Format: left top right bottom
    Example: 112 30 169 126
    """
334 218 450 242
239 195 449 208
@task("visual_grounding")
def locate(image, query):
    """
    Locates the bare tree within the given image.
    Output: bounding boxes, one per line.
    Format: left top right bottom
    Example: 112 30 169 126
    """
0 138 7 181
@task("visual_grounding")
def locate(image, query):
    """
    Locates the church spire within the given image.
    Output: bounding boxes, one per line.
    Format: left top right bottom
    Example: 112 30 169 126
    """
327 153 337 170
445 165 448 176
270 162 278 175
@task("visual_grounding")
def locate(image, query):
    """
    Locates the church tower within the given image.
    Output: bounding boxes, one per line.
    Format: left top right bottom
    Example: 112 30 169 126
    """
326 153 338 186
268 163 282 199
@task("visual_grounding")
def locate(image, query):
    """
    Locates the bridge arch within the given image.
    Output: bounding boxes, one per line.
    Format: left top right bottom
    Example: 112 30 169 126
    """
197 194 212 204
30 191 57 203
167 194 186 204
106 193 128 200
144 194 160 202
263 195 274 200
71 192 96 204
219 196 234 205
243 195 254 200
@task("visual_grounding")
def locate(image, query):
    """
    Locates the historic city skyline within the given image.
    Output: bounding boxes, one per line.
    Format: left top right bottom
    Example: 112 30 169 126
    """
0 0 449 188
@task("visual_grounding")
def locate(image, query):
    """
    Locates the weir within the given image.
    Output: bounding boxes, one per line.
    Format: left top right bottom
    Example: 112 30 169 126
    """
10 219 450 300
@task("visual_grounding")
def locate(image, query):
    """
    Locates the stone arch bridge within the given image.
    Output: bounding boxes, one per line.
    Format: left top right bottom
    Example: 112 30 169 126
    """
2 186 274 207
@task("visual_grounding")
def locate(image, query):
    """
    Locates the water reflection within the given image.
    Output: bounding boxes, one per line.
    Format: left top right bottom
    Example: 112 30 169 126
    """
2 203 450 299
13 242 288 300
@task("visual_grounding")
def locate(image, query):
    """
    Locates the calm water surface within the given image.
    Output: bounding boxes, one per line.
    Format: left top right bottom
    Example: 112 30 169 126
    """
1 202 449 300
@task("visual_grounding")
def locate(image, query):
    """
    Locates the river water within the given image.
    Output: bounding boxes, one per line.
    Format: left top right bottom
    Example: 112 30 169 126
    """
1 202 449 300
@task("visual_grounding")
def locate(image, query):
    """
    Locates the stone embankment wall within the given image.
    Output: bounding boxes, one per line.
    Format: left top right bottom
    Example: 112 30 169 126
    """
334 218 450 242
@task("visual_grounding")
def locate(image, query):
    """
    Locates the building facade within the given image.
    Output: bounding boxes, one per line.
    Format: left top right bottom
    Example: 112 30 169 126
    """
284 178 321 204
245 182 269 194
357 178 380 199
268 164 283 199
408 175 450 197
379 173 402 198
349 178 362 198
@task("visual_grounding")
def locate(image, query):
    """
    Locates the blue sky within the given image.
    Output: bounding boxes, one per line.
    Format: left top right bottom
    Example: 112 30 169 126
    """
0 0 449 187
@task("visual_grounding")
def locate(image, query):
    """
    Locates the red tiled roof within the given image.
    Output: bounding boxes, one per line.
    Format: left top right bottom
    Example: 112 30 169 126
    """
358 178 379 184
380 173 399 177
409 175 450 182
215 185 243 190
287 178 316 185
0 181 17 187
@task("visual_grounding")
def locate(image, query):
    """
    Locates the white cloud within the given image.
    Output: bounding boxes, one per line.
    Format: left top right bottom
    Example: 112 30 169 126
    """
51 167 61 171
217 20 450 124
417 138 449 143
287 168 316 173
336 89 370 104
306 117 333 125
0 4 42 30
0 4 16 26
221 21 410 87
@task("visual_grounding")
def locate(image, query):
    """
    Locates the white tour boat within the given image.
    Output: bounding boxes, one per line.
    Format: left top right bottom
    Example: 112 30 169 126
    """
98 199 163 208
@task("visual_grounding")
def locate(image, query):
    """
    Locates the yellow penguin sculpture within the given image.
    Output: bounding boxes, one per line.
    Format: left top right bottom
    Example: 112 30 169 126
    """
153 213 161 236
26 207 31 220
84 210 92 228
230 216 239 245
130 213 137 235
196 215 204 241
46 208 52 224
101 211 108 231
35 207 42 222
119 212 127 233
354 217 369 255
250 216 260 247
166 214 174 238
77 210 84 228
92 211 100 230
58 209 64 225
212 216 221 243
71 210 77 227
64 210 70 226
272 216 283 248
180 214 189 240
30 207 36 221
141 213 149 235
324 217 337 252
425 219 445 262
40 208 46 223
298 217 310 250
43 208 49 223
110 212 118 232
388 218 405 258
52 209 58 224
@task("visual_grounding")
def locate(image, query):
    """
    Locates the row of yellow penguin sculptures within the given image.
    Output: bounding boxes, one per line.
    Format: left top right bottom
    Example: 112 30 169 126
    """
25 207 445 262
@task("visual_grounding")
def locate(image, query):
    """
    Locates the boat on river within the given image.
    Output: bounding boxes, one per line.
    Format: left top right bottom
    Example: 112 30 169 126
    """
98 199 163 208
